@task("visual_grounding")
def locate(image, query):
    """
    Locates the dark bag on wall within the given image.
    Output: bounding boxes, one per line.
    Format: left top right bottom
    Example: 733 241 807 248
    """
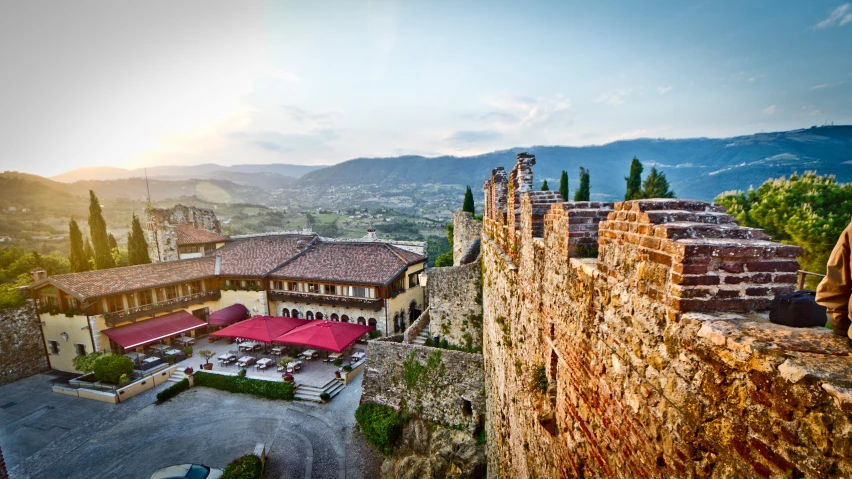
769 290 828 328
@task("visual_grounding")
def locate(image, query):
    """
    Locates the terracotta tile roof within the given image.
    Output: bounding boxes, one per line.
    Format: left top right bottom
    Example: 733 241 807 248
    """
207 235 316 277
46 257 217 301
175 224 230 245
269 241 426 285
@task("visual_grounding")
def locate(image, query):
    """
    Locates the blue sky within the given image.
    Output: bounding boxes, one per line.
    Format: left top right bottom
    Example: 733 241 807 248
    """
1 0 851 176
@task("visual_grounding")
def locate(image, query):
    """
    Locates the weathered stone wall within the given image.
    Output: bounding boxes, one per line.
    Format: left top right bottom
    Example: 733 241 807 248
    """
0 302 49 385
454 212 483 266
479 154 852 479
363 340 485 434
147 204 221 262
428 261 483 350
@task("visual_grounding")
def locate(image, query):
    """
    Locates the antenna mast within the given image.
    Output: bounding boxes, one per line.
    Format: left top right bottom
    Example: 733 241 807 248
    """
145 168 162 262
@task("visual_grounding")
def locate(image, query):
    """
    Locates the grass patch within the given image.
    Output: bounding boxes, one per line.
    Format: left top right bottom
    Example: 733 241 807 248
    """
355 401 409 455
221 454 263 479
194 372 294 400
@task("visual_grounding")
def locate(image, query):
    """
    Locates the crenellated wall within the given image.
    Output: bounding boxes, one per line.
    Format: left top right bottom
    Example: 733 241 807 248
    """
480 153 852 479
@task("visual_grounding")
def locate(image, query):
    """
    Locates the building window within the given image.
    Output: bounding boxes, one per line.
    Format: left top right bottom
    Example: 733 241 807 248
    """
137 290 153 306
391 277 405 292
408 271 422 288
186 281 202 294
306 311 314 320
307 283 319 293
330 313 339 321
105 295 124 313
75 343 86 356
161 285 179 300
316 312 324 320
65 297 79 311
48 340 60 355
287 281 297 291
341 315 349 323
291 309 300 318
323 284 336 295
281 308 290 317
357 316 366 325
368 318 377 328
352 287 367 298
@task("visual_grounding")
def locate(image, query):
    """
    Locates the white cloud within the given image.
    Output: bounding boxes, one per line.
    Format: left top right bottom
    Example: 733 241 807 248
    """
801 105 823 117
762 105 778 116
657 86 673 94
814 3 852 29
593 89 627 106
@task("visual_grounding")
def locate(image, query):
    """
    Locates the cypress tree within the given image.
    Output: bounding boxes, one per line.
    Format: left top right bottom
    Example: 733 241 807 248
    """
68 218 90 272
558 171 569 201
642 167 676 198
624 157 644 200
84 237 95 269
574 167 591 201
462 186 475 214
540 180 549 191
128 213 152 265
88 190 115 269
108 233 118 251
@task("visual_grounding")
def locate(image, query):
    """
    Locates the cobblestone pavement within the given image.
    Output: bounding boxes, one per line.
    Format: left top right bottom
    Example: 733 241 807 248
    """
3 372 381 479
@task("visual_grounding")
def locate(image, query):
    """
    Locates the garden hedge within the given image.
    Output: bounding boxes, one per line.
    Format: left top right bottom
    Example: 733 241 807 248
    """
354 401 407 455
93 354 134 383
221 454 263 479
156 378 189 403
193 372 294 400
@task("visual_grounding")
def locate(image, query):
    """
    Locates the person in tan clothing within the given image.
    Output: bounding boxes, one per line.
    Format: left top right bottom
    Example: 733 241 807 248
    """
816 220 852 341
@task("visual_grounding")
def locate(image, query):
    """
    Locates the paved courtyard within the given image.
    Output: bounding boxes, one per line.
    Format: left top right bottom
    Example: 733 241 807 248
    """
1 370 382 479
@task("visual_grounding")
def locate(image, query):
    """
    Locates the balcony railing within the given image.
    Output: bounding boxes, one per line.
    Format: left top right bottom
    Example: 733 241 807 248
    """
103 290 221 326
267 290 383 311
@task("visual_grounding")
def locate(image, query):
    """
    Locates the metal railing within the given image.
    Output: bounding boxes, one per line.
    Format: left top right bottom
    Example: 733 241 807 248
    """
103 290 221 326
267 290 383 311
796 270 826 291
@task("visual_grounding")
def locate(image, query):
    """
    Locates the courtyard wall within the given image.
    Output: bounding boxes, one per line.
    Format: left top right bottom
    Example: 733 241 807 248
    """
0 301 49 385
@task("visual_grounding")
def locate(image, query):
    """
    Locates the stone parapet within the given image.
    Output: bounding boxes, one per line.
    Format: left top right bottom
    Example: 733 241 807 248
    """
453 212 483 266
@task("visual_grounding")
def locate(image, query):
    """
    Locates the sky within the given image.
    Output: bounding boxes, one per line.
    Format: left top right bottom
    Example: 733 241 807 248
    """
1 1 851 177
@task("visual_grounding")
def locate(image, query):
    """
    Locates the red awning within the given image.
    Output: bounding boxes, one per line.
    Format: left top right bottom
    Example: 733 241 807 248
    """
208 304 249 326
209 315 307 343
101 311 207 350
274 320 374 353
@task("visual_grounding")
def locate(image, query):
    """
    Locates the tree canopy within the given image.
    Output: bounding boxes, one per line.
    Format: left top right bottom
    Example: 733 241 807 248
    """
574 167 590 201
642 167 676 198
88 190 115 270
624 157 644 200
128 213 151 266
558 171 569 201
540 180 550 191
68 218 90 273
715 172 852 286
462 186 475 214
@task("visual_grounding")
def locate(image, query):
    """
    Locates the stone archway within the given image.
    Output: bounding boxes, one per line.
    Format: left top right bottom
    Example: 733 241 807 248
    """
330 313 339 321
316 312 324 320
357 316 366 325
281 308 290 317
306 311 314 320
291 309 300 318
341 315 350 323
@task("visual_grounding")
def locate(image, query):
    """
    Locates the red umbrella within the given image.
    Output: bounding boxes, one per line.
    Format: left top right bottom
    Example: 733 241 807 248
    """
274 320 374 353
210 315 307 343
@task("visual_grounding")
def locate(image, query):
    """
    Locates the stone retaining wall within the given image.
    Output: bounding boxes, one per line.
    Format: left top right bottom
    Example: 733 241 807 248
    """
363 340 485 434
479 153 852 479
0 301 48 385
428 261 483 350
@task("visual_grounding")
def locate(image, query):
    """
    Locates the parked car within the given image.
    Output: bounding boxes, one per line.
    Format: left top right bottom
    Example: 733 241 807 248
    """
150 464 223 479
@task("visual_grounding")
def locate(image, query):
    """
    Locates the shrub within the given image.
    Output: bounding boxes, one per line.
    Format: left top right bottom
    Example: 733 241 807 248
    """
238 368 247 377
368 330 382 339
183 347 193 355
93 354 134 383
156 378 189 403
72 352 104 373
221 454 263 479
118 374 130 387
193 372 294 400
355 401 407 455
530 363 548 394
333 358 343 367
165 355 177 364
320 392 330 401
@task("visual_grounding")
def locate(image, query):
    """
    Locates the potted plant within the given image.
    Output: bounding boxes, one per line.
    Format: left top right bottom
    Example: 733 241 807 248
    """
183 346 193 358
118 374 130 387
334 369 342 379
165 355 176 365
197 349 216 370
319 392 330 403
184 366 194 375
282 373 294 382
342 365 352 373
226 338 233 344
238 368 247 377
333 358 343 368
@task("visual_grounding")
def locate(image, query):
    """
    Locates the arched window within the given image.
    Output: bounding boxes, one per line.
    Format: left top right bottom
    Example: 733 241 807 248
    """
291 309 300 318
306 311 314 320
316 312 324 320
393 313 400 333
330 313 339 322
368 318 377 327
341 315 350 323
399 311 406 331
281 308 290 317
357 316 366 325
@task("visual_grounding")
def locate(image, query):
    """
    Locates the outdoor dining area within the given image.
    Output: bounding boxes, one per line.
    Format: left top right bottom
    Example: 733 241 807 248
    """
199 314 374 387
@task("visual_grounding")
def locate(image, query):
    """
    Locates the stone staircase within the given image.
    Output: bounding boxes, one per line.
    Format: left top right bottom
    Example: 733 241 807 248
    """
294 378 346 403
166 370 185 384
412 326 432 346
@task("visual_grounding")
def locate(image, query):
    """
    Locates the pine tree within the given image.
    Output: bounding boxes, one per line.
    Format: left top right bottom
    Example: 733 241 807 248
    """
128 213 152 265
558 171 569 201
574 167 591 201
540 180 549 191
84 237 95 269
88 190 115 269
624 157 644 200
462 186 475 214
68 218 90 272
642 167 676 199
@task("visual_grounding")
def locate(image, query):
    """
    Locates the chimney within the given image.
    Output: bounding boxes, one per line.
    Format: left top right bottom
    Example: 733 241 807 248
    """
31 268 47 283
365 227 377 241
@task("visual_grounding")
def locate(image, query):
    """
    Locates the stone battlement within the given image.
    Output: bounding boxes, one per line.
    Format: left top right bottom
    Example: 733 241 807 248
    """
480 154 852 478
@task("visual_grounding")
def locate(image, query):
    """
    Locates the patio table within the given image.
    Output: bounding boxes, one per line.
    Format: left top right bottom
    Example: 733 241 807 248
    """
302 349 317 359
255 358 274 370
238 356 255 367
178 337 195 346
142 357 160 364
149 344 169 353
328 352 343 360
239 342 259 351
271 347 282 355
352 351 366 361
165 349 182 357
218 353 236 361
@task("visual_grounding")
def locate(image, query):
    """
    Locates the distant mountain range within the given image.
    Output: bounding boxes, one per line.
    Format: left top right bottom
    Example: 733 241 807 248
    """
43 125 852 203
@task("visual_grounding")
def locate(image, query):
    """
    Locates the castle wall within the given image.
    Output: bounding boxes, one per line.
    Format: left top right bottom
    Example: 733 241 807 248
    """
363 340 485 434
453 211 482 265
428 260 483 350
147 205 221 262
1 302 49 385
480 154 852 479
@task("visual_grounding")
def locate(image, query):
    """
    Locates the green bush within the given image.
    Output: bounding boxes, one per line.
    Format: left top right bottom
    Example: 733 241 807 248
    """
355 401 407 455
193 372 294 400
530 363 548 394
221 454 263 479
72 351 104 373
93 354 134 383
156 378 189 402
